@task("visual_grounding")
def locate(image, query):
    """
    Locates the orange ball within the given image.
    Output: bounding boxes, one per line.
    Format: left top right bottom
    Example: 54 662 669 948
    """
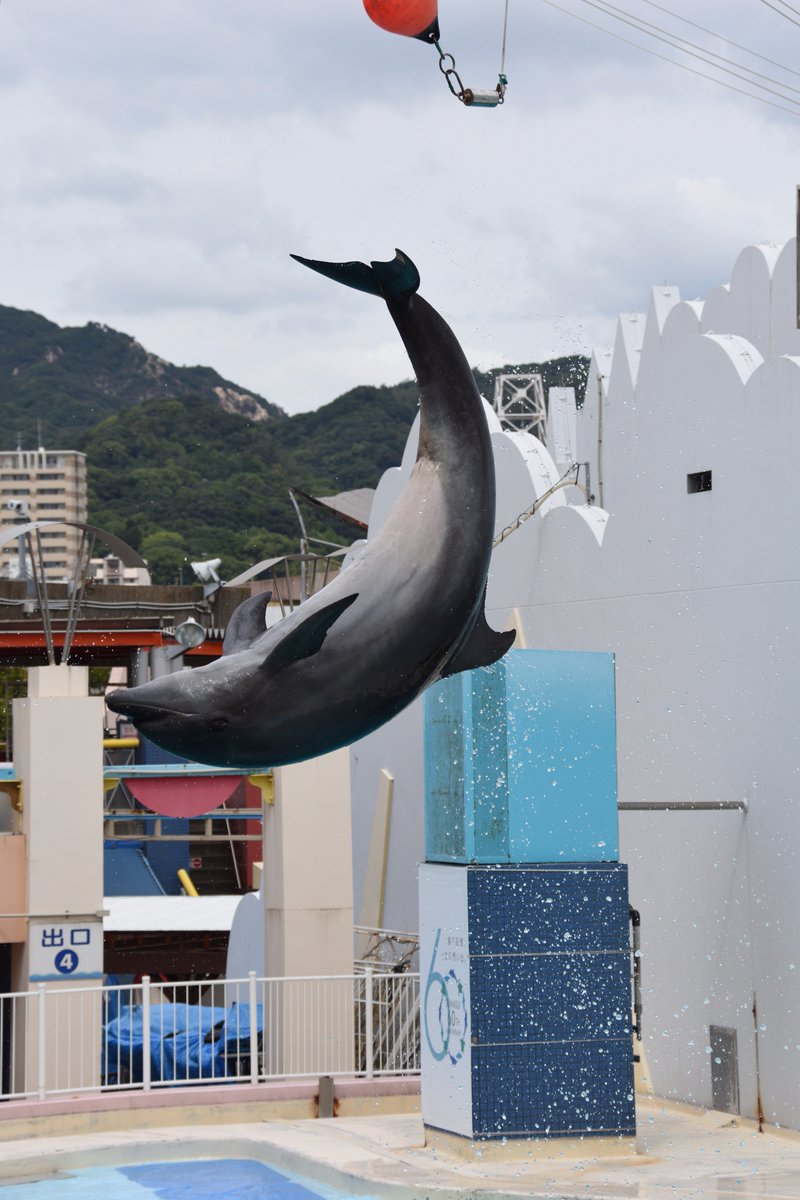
363 0 439 40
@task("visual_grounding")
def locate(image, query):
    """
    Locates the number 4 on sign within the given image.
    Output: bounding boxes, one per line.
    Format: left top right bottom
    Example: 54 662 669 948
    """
54 949 79 975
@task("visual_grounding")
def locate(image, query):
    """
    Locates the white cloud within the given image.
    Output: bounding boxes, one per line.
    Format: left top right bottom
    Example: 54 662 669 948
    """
0 0 798 414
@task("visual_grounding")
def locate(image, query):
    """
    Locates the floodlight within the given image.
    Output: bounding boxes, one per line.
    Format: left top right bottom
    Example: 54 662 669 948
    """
190 558 222 584
173 618 206 650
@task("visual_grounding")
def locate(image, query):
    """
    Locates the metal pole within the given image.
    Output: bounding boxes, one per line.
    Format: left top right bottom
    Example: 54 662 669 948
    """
289 490 309 603
27 532 55 666
16 532 29 593
62 527 88 664
142 975 152 1092
37 983 46 1100
132 649 149 687
224 812 242 892
364 966 374 1080
149 647 173 680
618 800 748 812
248 971 258 1086
62 530 96 664
596 371 605 509
34 527 54 649
282 558 293 613
629 908 643 1043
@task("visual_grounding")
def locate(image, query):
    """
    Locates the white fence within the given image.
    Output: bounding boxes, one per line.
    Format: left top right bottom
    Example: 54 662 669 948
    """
0 970 420 1101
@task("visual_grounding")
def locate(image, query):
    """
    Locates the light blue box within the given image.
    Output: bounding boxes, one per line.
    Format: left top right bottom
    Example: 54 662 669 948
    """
424 649 619 863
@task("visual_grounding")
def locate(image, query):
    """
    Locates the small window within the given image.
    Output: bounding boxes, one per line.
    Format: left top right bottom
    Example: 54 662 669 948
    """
687 470 712 493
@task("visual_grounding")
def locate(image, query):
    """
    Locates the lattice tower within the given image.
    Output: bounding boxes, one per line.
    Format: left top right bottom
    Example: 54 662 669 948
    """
492 373 547 441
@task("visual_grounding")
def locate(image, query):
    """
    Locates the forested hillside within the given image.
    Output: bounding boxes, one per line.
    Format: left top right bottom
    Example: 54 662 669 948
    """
1 302 589 582
82 379 431 581
0 304 283 448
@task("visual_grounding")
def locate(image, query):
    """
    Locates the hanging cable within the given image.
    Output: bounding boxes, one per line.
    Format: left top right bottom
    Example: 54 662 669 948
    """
759 0 800 29
499 0 511 79
539 0 800 119
594 0 800 96
638 0 800 79
574 0 800 105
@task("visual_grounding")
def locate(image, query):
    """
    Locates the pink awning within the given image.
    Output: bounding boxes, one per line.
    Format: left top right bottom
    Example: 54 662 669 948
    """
124 775 240 818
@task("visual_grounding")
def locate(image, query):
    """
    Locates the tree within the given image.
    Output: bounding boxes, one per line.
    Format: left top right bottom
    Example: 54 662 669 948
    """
140 530 187 585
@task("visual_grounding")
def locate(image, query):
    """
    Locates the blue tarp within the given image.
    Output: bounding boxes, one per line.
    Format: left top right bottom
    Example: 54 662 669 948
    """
104 1002 263 1084
103 844 167 896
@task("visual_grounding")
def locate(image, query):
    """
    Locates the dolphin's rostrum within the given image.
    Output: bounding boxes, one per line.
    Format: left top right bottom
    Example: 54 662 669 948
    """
107 250 515 767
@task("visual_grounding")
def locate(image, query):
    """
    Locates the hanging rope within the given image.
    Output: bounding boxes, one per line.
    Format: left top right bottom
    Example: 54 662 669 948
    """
499 0 510 80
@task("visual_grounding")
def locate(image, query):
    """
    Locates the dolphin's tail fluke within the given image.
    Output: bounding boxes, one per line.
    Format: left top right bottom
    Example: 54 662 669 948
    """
291 250 420 302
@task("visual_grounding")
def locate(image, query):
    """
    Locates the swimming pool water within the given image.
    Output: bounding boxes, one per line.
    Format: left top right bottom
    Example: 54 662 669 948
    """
0 1158 369 1200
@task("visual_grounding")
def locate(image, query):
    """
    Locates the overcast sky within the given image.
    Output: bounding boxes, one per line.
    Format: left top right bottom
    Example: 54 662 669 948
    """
1 1 798 415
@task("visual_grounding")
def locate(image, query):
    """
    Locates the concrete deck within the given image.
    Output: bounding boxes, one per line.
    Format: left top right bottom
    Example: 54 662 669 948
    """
0 1097 798 1199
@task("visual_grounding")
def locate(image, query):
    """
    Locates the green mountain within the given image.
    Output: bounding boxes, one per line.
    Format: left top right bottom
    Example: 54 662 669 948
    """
0 304 284 448
84 382 427 581
1 303 589 583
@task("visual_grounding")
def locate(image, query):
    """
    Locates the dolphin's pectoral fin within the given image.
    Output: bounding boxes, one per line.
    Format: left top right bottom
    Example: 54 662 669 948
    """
222 590 272 655
264 593 359 674
291 250 419 302
439 612 516 680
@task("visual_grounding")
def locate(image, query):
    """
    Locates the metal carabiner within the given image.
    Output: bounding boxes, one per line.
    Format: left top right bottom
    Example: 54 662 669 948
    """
435 42 465 101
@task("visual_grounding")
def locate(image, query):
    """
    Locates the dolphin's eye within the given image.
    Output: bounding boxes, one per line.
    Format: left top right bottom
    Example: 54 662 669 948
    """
208 715 229 731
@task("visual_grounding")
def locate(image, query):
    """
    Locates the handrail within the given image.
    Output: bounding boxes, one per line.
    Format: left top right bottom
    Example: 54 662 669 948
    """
0 970 421 1101
104 809 262 820
103 764 272 779
4 762 274 783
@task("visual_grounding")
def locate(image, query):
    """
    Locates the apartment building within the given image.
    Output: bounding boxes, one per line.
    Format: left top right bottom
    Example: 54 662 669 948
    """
87 555 151 586
0 447 87 581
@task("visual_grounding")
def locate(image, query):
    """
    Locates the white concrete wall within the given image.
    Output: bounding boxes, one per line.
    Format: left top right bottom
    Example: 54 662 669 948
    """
264 747 354 978
12 665 104 1093
14 666 104 936
350 238 800 1130
263 748 355 1075
509 239 800 1128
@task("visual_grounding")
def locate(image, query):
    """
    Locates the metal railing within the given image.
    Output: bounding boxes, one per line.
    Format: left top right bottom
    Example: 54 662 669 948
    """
0 970 420 1101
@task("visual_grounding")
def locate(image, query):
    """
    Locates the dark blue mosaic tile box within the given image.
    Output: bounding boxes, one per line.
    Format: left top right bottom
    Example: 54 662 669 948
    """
420 862 636 1141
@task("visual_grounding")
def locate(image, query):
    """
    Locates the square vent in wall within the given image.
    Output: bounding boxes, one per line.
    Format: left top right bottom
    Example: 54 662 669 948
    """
687 470 712 493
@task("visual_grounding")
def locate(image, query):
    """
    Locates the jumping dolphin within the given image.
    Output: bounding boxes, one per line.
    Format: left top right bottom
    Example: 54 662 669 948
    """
106 250 514 767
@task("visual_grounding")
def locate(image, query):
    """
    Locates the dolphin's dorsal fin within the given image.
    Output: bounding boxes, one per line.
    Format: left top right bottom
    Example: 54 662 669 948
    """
264 593 358 674
439 609 516 680
222 591 272 655
291 250 420 302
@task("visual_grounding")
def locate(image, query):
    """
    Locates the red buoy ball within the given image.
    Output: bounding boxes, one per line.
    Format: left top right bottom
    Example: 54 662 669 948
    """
363 0 439 42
